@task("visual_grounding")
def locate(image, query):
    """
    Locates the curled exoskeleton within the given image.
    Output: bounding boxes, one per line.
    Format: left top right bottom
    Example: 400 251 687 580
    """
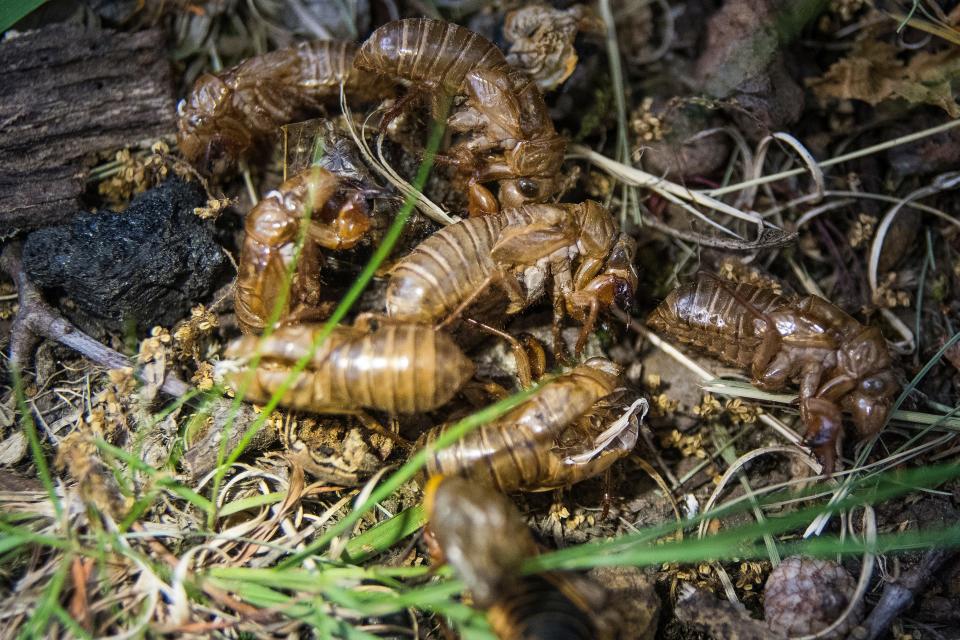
234 167 371 336
354 18 567 215
445 67 567 214
503 3 603 91
418 358 645 493
648 272 898 473
177 41 392 174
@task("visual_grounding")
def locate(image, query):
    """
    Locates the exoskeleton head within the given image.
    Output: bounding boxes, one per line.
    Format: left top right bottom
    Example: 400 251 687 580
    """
836 326 897 437
176 74 251 175
842 369 898 438
571 203 636 306
498 135 566 207
583 356 623 378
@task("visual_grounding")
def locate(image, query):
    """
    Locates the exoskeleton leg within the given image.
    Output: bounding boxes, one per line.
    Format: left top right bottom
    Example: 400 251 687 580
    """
459 379 512 406
354 410 412 449
549 252 575 358
518 333 547 381
567 234 639 355
751 336 791 387
463 317 534 388
467 181 500 217
437 270 526 331
795 295 860 333
800 397 843 475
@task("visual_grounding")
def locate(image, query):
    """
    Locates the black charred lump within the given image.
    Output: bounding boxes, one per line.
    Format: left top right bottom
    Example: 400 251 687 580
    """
23 179 227 333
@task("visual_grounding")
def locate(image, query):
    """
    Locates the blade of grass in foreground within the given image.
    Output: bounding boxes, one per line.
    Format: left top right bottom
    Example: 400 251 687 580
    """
529 460 960 572
20 552 71 639
342 504 426 563
0 521 72 551
94 438 213 513
0 0 46 32
209 519 960 624
197 463 960 634
12 367 63 521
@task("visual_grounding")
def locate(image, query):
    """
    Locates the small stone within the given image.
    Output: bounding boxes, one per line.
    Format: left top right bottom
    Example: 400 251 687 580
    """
764 556 864 639
22 179 227 333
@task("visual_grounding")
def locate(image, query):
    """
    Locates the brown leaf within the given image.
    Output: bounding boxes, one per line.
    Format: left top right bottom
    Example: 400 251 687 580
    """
810 38 960 116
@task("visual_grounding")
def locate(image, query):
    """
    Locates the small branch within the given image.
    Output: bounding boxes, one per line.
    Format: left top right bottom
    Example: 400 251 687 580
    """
3 241 277 479
642 215 798 251
2 241 188 396
860 549 956 640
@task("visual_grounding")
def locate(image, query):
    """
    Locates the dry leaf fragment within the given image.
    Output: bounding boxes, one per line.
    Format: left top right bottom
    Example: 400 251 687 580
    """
503 3 601 91
810 38 960 116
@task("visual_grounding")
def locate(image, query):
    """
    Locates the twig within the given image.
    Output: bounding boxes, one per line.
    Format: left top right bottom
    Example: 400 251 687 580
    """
704 118 960 197
1 242 189 396
568 143 767 232
641 215 797 251
859 549 957 640
2 241 275 479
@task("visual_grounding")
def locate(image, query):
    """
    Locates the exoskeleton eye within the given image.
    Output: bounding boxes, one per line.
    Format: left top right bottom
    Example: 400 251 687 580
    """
517 177 540 198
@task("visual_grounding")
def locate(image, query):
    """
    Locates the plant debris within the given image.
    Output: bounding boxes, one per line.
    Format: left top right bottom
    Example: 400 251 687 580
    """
811 36 960 116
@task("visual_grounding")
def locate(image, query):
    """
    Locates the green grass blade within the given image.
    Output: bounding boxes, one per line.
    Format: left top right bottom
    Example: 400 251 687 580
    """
529 461 960 572
217 491 287 517
52 605 93 640
886 330 960 429
0 521 71 551
0 0 46 32
343 504 425 563
20 553 71 639
11 367 63 521
94 438 214 512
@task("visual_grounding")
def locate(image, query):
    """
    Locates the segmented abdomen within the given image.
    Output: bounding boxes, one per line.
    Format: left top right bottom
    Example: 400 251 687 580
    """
385 206 564 322
487 574 600 640
647 275 787 368
230 324 474 414
288 41 389 101
355 18 509 95
417 363 619 492
419 419 554 492
178 41 391 171
234 233 290 335
229 41 387 122
386 214 506 322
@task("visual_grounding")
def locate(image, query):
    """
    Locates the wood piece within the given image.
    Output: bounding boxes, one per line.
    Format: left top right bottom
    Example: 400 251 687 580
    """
860 549 957 640
180 402 279 481
1 241 188 396
675 585 785 640
0 23 175 234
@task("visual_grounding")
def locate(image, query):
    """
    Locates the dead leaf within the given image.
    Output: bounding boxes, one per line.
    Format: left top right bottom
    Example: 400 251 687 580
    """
0 431 28 466
810 38 960 116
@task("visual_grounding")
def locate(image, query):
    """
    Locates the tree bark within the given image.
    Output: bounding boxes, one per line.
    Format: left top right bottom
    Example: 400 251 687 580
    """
0 23 175 234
